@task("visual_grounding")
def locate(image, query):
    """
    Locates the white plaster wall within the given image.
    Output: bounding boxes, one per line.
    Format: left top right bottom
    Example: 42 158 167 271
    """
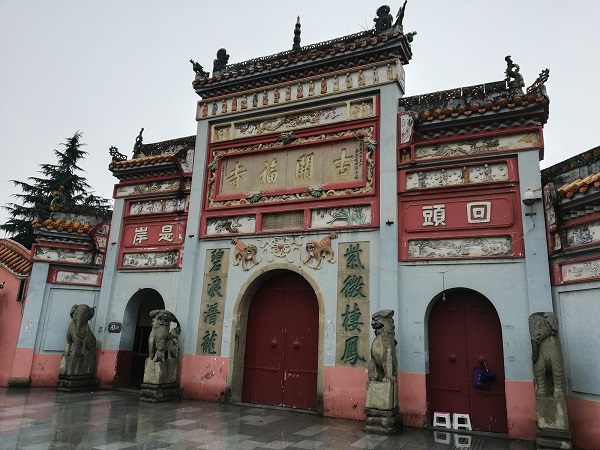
397 259 535 381
188 230 380 365
553 283 600 398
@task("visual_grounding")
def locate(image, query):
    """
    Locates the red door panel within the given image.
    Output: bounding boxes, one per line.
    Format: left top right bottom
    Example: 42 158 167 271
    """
282 280 319 410
428 291 507 433
242 279 286 406
464 297 508 432
428 298 470 415
243 272 318 410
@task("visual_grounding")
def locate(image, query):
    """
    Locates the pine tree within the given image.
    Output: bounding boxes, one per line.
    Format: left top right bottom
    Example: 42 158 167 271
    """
1 132 111 248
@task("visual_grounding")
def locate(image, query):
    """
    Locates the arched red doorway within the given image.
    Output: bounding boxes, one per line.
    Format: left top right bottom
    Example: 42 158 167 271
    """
242 272 318 410
427 289 508 433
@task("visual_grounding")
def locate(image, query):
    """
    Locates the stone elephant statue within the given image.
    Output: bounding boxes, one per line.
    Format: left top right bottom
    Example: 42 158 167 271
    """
528 312 564 398
64 304 96 357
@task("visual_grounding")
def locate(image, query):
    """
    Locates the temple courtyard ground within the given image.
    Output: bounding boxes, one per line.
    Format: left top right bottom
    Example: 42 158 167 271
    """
0 388 537 449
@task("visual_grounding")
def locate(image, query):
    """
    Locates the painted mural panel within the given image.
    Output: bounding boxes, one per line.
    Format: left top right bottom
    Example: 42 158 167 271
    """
33 246 93 265
408 236 513 259
414 132 540 160
561 259 600 282
121 251 180 269
336 242 370 369
206 215 256 236
405 162 508 190
55 271 100 286
128 197 189 216
311 206 372 229
566 220 600 248
115 180 191 198
197 248 230 356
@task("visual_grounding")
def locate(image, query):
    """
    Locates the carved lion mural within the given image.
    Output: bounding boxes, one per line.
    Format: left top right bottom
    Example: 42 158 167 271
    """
148 310 180 363
368 310 397 382
231 238 260 271
64 304 96 357
529 312 565 398
302 232 337 269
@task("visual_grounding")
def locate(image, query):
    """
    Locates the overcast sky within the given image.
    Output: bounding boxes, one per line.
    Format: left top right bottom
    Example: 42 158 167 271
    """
1 1 598 231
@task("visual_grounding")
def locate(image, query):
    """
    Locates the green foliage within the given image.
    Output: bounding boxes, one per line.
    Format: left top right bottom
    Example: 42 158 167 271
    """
1 132 111 248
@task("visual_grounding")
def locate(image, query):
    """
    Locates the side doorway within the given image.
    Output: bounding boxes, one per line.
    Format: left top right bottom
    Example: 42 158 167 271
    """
115 288 164 389
427 289 508 433
242 272 319 411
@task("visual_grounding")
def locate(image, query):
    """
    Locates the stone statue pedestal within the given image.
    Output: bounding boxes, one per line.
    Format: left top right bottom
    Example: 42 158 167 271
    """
535 396 572 449
139 358 181 403
364 380 401 433
57 354 97 392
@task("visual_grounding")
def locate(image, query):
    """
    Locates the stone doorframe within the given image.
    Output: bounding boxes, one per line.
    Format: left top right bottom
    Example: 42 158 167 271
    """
226 263 326 414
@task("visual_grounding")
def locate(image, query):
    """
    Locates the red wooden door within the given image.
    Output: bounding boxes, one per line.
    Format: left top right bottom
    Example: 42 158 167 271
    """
428 290 507 433
242 272 318 410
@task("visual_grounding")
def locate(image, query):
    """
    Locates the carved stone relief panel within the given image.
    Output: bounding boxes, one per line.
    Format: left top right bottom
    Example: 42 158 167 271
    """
206 215 256 236
405 162 508 190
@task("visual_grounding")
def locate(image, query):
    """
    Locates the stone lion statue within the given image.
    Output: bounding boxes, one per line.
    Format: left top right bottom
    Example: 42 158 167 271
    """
148 310 180 363
64 304 96 357
368 310 397 382
529 312 564 398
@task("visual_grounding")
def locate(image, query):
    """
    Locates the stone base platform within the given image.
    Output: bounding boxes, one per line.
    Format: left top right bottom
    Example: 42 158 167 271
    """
139 382 181 403
364 406 402 434
57 374 97 392
536 428 572 449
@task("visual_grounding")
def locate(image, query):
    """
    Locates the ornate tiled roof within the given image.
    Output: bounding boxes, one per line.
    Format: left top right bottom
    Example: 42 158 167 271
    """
194 29 412 98
542 146 600 184
33 218 92 233
0 239 32 277
399 67 550 135
557 174 600 198
109 135 195 181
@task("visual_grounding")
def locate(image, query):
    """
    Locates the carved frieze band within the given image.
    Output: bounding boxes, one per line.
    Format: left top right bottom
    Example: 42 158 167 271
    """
336 242 370 368
55 270 100 286
407 236 513 259
115 180 192 199
197 248 230 356
197 62 403 120
405 162 508 190
227 233 339 271
128 196 189 216
211 98 374 143
121 251 180 269
205 205 371 237
414 132 540 161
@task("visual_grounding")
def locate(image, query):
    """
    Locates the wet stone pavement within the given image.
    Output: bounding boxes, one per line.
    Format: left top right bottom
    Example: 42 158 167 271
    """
0 388 534 450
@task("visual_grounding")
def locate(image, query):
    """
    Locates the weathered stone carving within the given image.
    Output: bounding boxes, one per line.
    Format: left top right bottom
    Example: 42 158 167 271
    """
231 238 260 271
528 312 572 449
148 310 180 363
368 310 397 382
58 304 97 392
373 5 393 33
212 48 229 76
302 232 337 269
529 312 564 398
141 309 181 402
505 55 524 92
364 310 401 433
